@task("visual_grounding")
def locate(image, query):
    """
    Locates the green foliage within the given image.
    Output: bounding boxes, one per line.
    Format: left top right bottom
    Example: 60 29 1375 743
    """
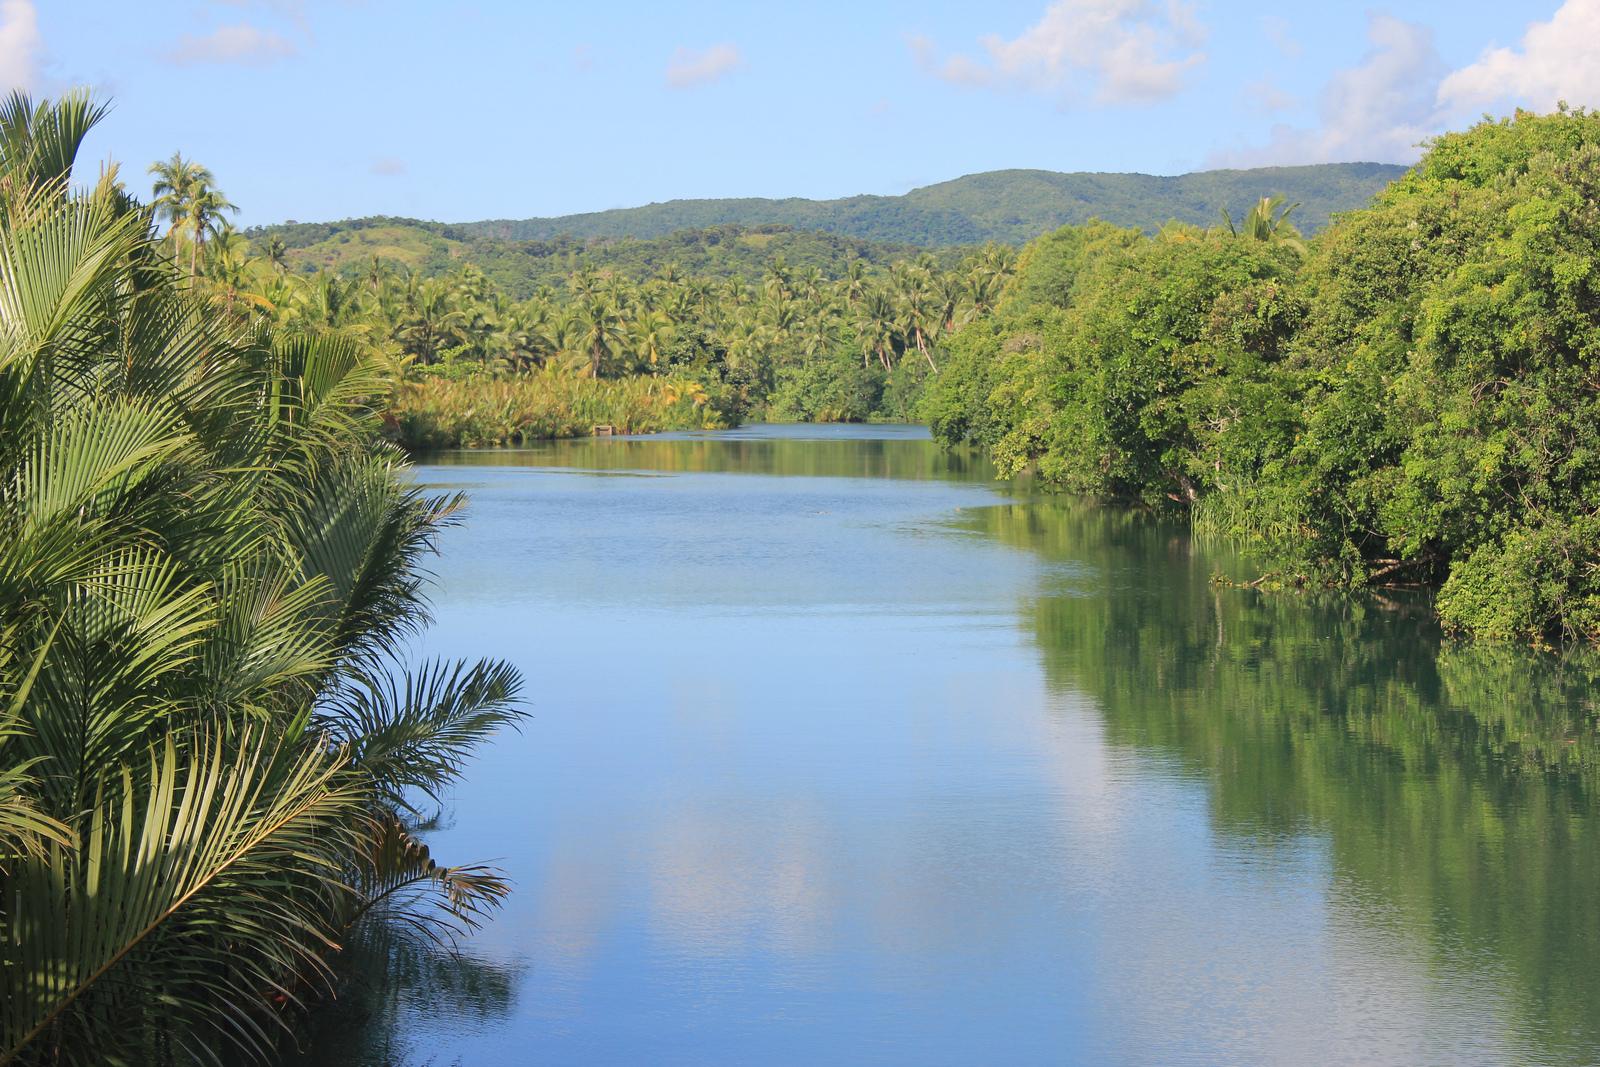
929 107 1600 646
386 370 727 448
766 346 883 423
0 93 526 1064
251 217 947 299
193 205 1019 433
252 219 942 298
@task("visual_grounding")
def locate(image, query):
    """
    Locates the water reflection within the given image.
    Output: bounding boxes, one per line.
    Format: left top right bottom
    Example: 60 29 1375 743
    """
968 500 1600 1063
286 930 521 1067
425 423 997 483
309 426 1600 1066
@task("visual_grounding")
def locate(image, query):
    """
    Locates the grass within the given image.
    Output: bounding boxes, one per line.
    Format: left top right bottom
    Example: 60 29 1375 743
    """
384 369 729 450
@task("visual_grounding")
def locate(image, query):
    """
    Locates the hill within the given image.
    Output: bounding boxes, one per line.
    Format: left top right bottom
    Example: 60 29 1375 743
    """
257 221 944 298
458 163 1407 245
251 162 1407 295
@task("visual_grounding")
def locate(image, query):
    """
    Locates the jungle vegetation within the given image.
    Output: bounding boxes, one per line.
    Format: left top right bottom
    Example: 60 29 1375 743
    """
924 106 1600 646
0 91 527 1065
173 195 1020 446
252 218 943 298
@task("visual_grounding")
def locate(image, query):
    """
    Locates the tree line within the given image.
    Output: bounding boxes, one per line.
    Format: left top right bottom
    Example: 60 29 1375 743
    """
925 106 1600 646
149 156 1018 440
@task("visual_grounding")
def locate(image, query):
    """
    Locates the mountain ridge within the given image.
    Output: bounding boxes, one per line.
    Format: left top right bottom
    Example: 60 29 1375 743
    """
452 162 1408 245
250 162 1409 297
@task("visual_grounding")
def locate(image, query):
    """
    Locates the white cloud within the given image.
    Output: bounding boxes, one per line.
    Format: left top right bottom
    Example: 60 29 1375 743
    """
1242 78 1296 115
163 24 297 66
664 43 742 89
1261 15 1302 59
205 0 310 30
370 157 406 177
1216 15 1442 166
912 0 1207 106
1437 0 1600 113
0 0 40 91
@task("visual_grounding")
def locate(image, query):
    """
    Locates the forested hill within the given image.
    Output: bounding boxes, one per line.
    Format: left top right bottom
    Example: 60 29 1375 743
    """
255 221 947 299
458 163 1407 245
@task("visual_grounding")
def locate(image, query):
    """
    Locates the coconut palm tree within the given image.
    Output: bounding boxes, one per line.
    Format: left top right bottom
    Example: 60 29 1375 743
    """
180 178 237 277
933 271 966 333
855 289 899 371
264 234 290 273
1220 196 1305 252
574 295 626 377
894 264 939 372
841 259 869 308
629 309 674 371
147 149 208 240
149 152 237 276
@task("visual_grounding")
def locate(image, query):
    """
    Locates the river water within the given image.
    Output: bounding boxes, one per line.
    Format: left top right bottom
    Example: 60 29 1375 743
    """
312 424 1600 1066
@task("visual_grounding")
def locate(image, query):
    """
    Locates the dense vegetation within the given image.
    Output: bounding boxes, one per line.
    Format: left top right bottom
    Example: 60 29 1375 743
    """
0 93 526 1064
245 165 1396 299
456 163 1404 245
926 107 1600 646
184 194 1018 446
254 219 944 299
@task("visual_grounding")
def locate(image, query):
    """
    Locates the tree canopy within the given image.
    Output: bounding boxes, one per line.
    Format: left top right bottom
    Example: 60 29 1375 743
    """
925 107 1600 647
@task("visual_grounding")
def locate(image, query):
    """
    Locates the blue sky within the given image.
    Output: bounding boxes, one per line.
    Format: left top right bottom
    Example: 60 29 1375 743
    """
6 1 1597 225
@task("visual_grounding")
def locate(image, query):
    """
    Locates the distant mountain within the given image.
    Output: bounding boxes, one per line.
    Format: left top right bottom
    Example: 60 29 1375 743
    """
252 162 1408 297
457 163 1408 246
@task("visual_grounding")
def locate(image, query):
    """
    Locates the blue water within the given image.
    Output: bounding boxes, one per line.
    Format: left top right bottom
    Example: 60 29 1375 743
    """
311 424 1600 1067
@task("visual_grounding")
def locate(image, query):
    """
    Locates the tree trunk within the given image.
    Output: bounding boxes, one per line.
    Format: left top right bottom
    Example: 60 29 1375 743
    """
915 328 937 373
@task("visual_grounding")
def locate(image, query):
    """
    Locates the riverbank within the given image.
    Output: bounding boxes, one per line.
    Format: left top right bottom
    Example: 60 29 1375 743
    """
383 370 731 448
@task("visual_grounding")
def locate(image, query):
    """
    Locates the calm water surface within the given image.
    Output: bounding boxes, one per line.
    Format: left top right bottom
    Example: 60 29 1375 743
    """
315 424 1600 1066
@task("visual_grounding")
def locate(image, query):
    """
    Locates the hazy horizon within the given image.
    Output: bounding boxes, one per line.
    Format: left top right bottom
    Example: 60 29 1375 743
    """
8 2 1593 225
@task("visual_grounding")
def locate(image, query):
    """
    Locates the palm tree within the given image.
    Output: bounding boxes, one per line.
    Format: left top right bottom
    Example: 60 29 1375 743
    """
965 267 1005 318
264 234 289 273
856 289 899 371
149 152 236 276
200 221 255 315
720 314 776 387
147 149 208 240
629 309 674 371
842 259 869 308
397 277 462 363
800 308 840 363
1222 195 1299 239
180 178 237 277
0 92 526 1066
894 265 939 372
574 295 625 377
1220 195 1305 249
933 271 966 333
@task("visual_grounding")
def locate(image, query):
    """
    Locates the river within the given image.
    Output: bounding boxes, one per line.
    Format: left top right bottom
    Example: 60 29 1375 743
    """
308 424 1600 1066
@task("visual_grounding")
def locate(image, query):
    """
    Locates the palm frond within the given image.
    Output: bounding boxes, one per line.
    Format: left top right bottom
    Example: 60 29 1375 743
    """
320 657 524 809
344 813 511 945
0 730 359 1066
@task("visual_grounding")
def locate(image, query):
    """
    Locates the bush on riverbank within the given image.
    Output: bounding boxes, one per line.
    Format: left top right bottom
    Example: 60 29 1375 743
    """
386 369 731 448
926 107 1600 646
